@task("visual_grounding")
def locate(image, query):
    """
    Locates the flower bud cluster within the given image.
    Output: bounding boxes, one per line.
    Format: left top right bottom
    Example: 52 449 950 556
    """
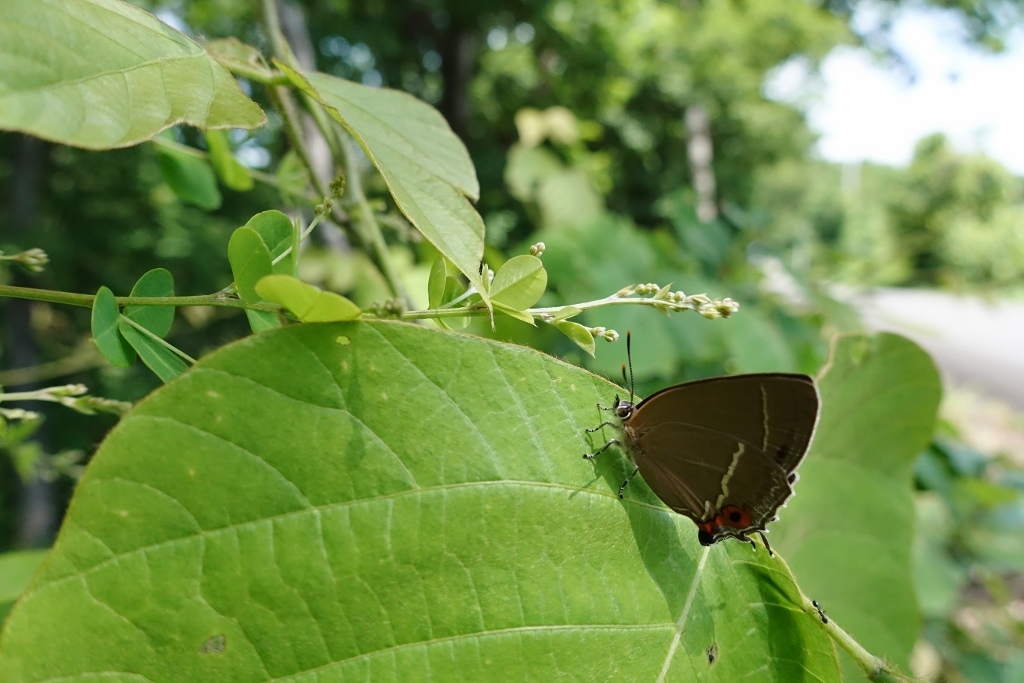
697 297 739 319
370 298 406 318
329 174 346 197
529 242 546 257
0 248 49 273
588 326 619 343
315 198 334 217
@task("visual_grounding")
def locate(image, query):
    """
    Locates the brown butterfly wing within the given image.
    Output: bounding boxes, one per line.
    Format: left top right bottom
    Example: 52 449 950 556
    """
633 422 794 528
631 374 820 475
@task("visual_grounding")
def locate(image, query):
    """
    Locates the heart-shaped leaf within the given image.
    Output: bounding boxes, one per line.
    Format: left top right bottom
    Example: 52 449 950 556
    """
0 0 265 149
0 322 839 682
243 211 294 275
254 274 361 322
124 268 175 338
228 228 273 305
490 254 547 311
90 286 135 368
772 333 941 680
278 65 488 306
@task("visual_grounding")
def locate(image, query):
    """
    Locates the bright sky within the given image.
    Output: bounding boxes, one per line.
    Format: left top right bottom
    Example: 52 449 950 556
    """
769 7 1024 174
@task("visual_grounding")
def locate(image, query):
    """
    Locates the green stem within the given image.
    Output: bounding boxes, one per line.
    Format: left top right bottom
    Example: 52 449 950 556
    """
260 0 407 300
335 135 407 300
0 285 277 311
118 316 197 365
222 62 291 86
795 592 909 683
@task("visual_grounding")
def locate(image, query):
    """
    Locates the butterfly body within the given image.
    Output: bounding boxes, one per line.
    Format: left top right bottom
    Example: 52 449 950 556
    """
591 371 820 551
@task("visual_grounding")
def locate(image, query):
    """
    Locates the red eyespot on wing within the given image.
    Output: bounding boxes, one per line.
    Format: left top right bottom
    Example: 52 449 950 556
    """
720 505 752 529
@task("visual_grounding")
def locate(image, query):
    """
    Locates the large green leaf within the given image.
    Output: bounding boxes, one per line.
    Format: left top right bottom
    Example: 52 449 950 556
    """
0 322 839 682
772 333 941 680
279 65 487 303
0 551 47 626
0 0 265 149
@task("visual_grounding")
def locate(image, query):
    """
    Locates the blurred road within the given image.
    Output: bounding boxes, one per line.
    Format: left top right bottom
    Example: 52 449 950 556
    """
845 288 1024 411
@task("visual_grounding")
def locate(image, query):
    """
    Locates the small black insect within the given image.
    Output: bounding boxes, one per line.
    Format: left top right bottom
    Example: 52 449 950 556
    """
706 643 718 665
812 599 829 624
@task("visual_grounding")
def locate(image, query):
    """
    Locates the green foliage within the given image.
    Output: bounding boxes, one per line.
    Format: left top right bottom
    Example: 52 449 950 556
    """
1 0 1019 680
156 142 223 210
280 65 488 302
254 275 361 322
753 135 1024 294
0 551 46 624
0 0 264 149
91 287 136 368
0 322 841 682
773 333 942 680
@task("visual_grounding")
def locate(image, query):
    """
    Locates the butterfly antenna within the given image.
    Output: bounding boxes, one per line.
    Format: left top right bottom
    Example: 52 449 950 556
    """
626 330 635 404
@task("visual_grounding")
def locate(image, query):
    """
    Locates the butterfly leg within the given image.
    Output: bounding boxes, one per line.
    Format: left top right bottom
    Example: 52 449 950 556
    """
618 466 639 498
585 421 616 434
734 531 757 552
583 438 619 459
756 531 775 557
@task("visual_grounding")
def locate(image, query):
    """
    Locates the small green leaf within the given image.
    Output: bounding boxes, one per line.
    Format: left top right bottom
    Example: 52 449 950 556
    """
157 145 221 210
228 227 273 304
91 286 135 368
490 255 547 310
556 320 596 356
244 309 281 332
493 301 536 326
205 37 273 81
551 305 582 323
124 268 175 338
274 151 310 207
244 211 294 274
117 321 189 383
254 275 361 322
205 130 253 191
773 332 942 679
428 256 448 309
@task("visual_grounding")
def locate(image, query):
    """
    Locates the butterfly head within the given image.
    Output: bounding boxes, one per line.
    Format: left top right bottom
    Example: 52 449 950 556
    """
612 395 635 421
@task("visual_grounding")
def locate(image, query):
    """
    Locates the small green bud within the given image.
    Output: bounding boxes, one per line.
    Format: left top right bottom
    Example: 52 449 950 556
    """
529 242 546 257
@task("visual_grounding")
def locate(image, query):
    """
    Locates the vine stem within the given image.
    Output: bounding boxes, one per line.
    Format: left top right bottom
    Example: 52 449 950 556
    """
797 591 909 683
260 0 406 300
0 285 720 323
770 551 912 683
